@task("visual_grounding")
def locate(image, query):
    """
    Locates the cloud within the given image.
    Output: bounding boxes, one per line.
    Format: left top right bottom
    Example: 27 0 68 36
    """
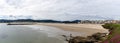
0 0 120 20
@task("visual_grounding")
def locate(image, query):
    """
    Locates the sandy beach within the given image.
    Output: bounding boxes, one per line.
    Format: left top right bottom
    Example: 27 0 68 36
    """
36 23 109 36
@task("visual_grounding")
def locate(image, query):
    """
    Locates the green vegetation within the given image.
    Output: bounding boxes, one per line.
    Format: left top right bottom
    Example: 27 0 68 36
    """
102 23 120 43
62 33 107 43
102 23 120 31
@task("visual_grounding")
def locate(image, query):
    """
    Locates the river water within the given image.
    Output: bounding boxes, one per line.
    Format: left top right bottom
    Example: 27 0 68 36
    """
0 24 67 43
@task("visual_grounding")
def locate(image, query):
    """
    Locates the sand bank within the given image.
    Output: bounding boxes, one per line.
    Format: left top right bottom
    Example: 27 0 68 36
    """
36 23 109 36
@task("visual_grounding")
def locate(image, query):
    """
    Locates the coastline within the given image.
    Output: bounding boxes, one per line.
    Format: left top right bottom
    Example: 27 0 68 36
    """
2 23 109 37
0 23 109 43
36 23 109 37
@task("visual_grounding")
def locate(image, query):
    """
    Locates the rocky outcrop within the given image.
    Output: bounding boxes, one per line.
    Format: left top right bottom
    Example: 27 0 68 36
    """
62 33 107 43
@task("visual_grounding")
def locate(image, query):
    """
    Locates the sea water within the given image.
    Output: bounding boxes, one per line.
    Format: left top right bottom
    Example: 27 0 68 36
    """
0 24 65 43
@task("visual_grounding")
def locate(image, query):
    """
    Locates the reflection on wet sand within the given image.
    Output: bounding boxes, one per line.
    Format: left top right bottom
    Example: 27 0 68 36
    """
0 24 65 43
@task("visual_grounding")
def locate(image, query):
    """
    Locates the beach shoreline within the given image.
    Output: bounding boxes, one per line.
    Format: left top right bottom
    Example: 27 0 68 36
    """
36 23 109 37
1 23 109 37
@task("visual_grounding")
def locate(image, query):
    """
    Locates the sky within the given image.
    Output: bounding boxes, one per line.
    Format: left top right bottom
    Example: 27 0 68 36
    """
0 0 120 20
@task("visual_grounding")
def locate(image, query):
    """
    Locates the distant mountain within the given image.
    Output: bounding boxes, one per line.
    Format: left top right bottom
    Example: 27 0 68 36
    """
0 15 118 20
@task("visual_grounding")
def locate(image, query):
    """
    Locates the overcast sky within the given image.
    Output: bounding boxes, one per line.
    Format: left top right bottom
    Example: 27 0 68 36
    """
0 0 120 20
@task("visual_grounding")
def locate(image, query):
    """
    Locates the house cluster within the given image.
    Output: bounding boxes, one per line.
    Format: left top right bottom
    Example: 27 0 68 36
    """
78 20 120 24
